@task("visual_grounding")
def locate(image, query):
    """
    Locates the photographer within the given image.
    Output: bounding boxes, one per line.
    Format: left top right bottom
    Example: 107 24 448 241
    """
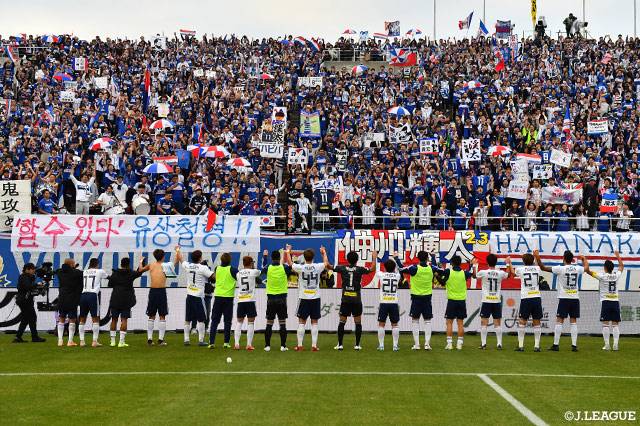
108 257 145 347
56 259 83 347
13 263 46 343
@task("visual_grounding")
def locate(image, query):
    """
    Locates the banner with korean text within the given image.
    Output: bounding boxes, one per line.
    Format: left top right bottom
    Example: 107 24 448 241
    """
11 215 261 253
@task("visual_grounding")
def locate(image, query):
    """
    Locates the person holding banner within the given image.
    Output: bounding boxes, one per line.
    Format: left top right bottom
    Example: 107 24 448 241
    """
534 250 583 352
395 251 437 351
434 255 477 351
261 248 293 352
208 253 238 349
175 248 215 347
514 253 544 352
475 254 513 350
580 252 623 351
332 250 377 351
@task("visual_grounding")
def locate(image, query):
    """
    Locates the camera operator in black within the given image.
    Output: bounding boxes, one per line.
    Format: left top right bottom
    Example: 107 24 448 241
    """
56 258 83 346
13 263 46 343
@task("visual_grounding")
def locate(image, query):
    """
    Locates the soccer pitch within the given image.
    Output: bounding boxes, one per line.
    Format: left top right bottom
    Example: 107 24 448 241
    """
1 333 638 425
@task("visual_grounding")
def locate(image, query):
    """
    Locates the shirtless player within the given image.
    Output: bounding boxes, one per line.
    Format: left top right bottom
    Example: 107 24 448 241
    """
143 248 179 346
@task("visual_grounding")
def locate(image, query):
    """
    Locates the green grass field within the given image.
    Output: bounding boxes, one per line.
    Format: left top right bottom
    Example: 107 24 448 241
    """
1 332 638 425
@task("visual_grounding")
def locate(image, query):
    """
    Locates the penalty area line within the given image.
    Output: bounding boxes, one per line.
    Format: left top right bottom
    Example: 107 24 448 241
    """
478 374 548 426
0 371 639 379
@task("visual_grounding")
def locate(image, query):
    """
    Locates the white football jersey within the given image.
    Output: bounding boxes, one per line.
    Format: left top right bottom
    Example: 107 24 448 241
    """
594 270 621 302
476 269 509 303
181 261 214 297
292 263 325 300
237 268 261 302
82 268 108 294
515 266 541 299
552 264 584 299
376 271 401 304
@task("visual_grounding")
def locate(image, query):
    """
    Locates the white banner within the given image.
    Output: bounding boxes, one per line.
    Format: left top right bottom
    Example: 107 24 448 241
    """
507 180 529 200
193 68 204 78
362 132 385 148
94 76 108 89
550 148 572 168
587 119 608 135
257 141 284 158
298 76 323 89
157 102 169 118
510 158 530 181
11 215 261 253
2 288 639 334
287 147 308 166
388 123 412 144
532 164 553 179
73 57 87 71
489 231 640 292
419 137 439 155
541 186 582 205
461 138 481 162
336 148 348 172
59 90 75 103
0 180 31 232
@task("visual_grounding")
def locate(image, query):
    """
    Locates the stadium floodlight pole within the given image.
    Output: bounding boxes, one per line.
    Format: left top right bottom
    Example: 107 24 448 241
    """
635 0 637 37
483 0 486 24
582 0 585 22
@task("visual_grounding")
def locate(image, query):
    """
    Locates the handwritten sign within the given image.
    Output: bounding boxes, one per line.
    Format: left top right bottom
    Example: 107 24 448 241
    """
419 137 438 155
94 76 108 89
550 149 572 168
461 138 481 161
157 102 169 118
287 148 308 166
193 68 204 78
532 164 552 179
11 215 261 253
73 57 87 71
298 76 323 89
59 90 75 103
0 181 31 232
507 180 529 200
257 141 284 158
587 119 608 135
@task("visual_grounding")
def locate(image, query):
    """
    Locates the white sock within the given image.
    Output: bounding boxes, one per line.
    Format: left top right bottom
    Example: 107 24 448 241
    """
480 326 488 346
602 326 610 347
424 320 432 345
297 324 305 347
119 331 126 344
534 326 541 348
612 325 620 347
92 322 99 342
446 336 452 345
377 327 385 347
147 319 154 340
197 322 205 343
495 325 503 346
311 324 318 347
392 326 399 347
412 319 420 346
158 320 166 341
517 324 525 348
457 336 464 346
110 330 116 344
553 323 562 345
68 322 76 342
79 323 86 343
247 322 255 347
570 323 578 346
57 323 65 342
234 321 242 346
183 321 190 342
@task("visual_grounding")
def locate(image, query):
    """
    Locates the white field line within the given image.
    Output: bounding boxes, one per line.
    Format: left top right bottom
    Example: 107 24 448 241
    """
478 374 548 426
0 371 638 379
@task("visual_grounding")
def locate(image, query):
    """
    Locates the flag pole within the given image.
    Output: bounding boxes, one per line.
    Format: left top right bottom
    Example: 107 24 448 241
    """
483 0 486 24
433 0 437 41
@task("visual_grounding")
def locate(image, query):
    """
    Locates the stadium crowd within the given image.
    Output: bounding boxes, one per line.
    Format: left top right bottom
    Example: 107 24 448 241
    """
1 32 639 231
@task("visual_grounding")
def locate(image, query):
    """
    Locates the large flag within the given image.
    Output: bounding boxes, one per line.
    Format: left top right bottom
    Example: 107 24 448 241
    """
478 20 489 37
293 36 307 46
459 12 473 30
531 0 537 28
179 29 196 38
492 38 505 71
384 21 400 36
306 38 321 52
388 48 417 67
4 45 18 64
600 193 619 213
373 32 389 40
142 64 151 113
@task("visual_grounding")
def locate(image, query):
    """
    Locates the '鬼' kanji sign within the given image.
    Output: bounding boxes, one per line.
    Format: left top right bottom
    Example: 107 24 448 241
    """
0 181 31 232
